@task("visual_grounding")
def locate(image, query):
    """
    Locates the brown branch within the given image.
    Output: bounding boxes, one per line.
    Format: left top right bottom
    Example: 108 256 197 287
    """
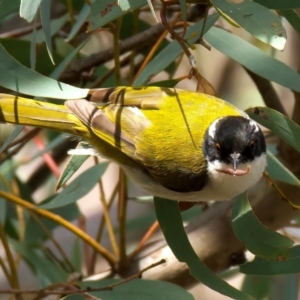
0 259 166 295
59 5 206 84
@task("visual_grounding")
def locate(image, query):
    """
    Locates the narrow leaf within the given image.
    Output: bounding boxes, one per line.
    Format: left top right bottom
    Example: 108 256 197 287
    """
66 3 91 42
232 193 293 260
40 0 54 64
38 163 108 209
20 0 42 22
0 42 89 99
154 197 254 300
0 0 20 20
56 152 90 190
246 106 300 153
240 254 300 275
254 0 300 9
205 26 300 93
266 149 300 186
211 0 286 50
280 9 300 35
0 125 23 153
63 278 195 300
88 0 147 30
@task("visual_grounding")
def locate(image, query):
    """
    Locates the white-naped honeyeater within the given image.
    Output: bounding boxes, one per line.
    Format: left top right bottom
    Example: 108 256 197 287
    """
0 86 266 201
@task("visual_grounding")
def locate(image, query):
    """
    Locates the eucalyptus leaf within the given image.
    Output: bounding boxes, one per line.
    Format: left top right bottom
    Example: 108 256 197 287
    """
0 125 23 153
280 9 300 35
66 3 91 42
63 278 194 300
24 202 80 244
50 39 89 79
21 14 69 44
232 193 293 260
38 163 108 209
266 149 300 186
56 152 90 190
154 197 254 300
254 0 300 9
211 0 286 50
11 240 68 284
179 0 187 21
205 26 300 93
71 238 82 272
246 106 300 153
240 256 300 275
20 0 41 22
0 42 89 98
40 0 54 64
0 0 20 19
88 0 147 30
241 275 271 299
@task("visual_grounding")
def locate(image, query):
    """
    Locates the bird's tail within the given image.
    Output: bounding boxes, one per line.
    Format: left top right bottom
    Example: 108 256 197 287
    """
0 94 80 136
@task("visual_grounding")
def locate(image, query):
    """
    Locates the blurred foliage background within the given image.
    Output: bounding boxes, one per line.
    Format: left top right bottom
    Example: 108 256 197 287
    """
1 0 300 299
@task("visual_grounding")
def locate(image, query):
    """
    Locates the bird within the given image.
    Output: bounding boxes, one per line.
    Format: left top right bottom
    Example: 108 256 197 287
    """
0 86 266 202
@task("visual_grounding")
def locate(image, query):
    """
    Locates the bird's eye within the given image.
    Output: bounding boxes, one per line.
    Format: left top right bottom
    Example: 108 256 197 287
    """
215 143 221 151
249 141 255 150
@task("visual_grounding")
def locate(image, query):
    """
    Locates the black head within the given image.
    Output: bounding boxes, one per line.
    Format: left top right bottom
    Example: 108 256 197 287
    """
203 116 266 170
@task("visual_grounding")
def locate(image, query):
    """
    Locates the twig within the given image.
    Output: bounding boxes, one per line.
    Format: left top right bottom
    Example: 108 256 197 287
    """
94 158 119 259
0 190 116 268
128 221 159 259
59 5 205 83
118 169 128 268
89 182 119 274
0 259 166 295
0 223 21 290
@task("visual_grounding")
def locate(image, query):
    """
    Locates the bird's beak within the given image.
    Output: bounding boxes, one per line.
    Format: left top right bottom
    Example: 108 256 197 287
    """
216 152 251 176
231 152 239 174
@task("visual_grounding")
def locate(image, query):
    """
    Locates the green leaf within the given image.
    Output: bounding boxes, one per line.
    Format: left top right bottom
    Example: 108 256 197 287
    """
66 3 90 42
11 240 68 285
211 0 286 50
88 0 147 30
40 0 54 64
24 202 80 244
0 42 89 98
154 197 254 300
266 149 300 186
280 9 300 35
0 125 23 153
205 26 300 93
50 40 89 79
21 14 69 44
134 13 219 85
0 38 63 75
71 238 82 272
232 193 293 260
254 0 300 9
20 0 42 22
63 278 195 300
241 275 271 299
0 0 20 19
240 253 300 275
179 0 187 21
38 163 108 209
246 106 300 153
56 152 90 190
